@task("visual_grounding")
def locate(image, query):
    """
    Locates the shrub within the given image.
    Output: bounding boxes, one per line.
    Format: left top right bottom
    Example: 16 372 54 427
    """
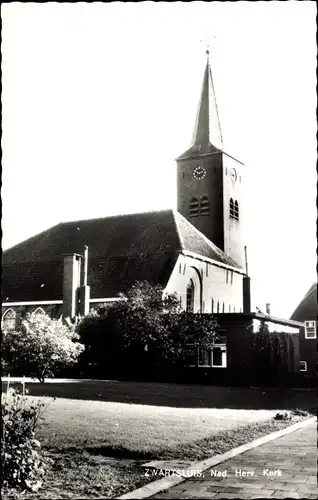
77 281 218 379
2 312 85 382
1 388 53 493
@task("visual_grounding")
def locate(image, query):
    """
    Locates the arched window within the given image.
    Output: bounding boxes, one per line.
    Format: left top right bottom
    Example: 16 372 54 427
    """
186 279 195 313
200 196 210 215
189 198 199 217
34 307 45 316
2 309 16 331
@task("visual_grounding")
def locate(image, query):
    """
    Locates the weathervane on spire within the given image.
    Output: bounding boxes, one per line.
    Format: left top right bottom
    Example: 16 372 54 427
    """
200 33 216 65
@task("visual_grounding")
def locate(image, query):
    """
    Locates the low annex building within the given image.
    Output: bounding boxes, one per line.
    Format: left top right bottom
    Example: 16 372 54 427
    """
290 283 317 378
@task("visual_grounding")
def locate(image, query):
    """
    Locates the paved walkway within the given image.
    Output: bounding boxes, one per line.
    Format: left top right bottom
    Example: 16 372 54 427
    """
150 421 317 499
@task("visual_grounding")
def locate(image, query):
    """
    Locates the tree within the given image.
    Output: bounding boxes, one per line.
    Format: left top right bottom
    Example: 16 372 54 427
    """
2 312 84 382
77 281 218 378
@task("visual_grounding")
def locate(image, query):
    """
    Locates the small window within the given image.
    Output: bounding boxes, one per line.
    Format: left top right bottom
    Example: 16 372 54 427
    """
305 321 316 339
200 196 210 216
189 198 199 217
300 361 307 372
212 345 227 368
2 309 17 331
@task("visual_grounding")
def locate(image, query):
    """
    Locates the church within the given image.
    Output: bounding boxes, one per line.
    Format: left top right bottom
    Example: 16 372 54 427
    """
2 51 304 383
2 51 248 324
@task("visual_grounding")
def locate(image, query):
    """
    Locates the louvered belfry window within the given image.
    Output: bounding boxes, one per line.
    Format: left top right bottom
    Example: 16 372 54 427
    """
200 196 210 215
230 198 239 221
189 198 199 217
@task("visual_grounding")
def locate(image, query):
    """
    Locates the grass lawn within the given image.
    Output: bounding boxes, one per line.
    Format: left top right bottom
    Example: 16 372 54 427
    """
2 378 316 410
2 380 315 499
34 397 280 455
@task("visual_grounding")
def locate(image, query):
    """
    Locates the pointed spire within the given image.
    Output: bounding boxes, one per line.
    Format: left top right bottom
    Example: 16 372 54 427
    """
191 48 223 152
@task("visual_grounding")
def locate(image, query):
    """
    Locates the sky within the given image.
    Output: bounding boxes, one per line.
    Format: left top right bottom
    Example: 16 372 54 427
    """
1 2 317 318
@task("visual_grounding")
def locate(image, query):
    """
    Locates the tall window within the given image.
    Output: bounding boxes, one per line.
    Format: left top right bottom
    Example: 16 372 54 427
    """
189 198 199 217
200 196 210 215
305 321 316 339
229 198 239 221
2 309 16 331
211 298 214 313
186 279 195 313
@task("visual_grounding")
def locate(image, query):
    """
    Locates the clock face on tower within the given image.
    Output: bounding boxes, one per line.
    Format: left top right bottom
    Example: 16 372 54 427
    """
229 168 237 182
193 165 206 180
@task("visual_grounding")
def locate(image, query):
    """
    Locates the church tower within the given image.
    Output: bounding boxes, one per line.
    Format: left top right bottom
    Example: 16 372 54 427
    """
176 50 245 269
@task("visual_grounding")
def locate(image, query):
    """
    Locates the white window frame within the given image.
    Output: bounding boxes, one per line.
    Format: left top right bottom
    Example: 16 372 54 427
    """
300 361 307 372
185 344 227 369
304 321 316 339
212 344 227 368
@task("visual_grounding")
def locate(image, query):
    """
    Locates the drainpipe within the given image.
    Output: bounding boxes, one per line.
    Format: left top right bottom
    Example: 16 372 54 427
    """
243 246 251 313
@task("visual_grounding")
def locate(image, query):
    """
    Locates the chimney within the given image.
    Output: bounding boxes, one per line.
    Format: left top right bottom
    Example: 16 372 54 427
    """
243 276 251 313
78 245 90 316
266 303 271 315
63 253 82 318
242 245 251 313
